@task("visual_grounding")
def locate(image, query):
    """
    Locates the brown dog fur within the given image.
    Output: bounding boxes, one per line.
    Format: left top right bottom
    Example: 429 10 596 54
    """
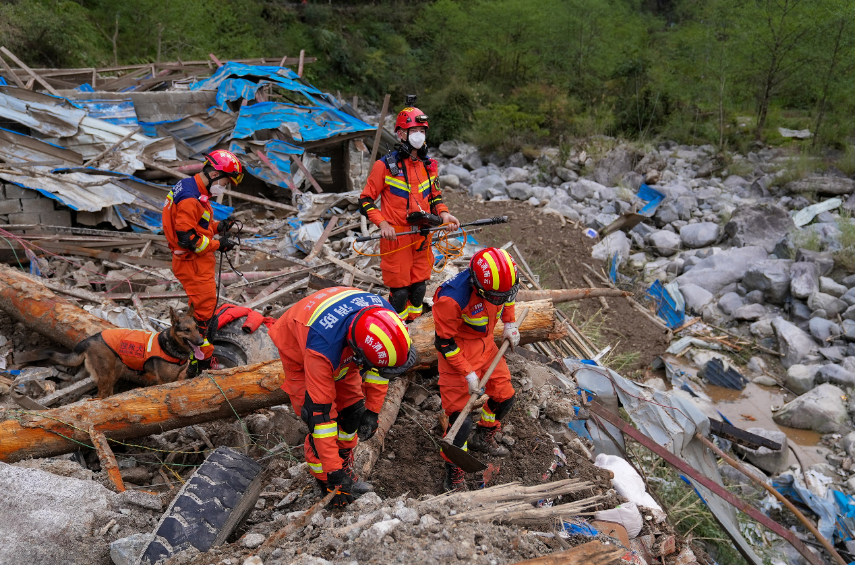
42 306 204 398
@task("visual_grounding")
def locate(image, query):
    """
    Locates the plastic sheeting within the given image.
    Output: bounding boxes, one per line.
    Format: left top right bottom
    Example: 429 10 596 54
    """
792 198 843 228
189 62 325 100
232 101 373 142
70 98 139 127
571 361 763 565
647 280 685 329
215 78 265 112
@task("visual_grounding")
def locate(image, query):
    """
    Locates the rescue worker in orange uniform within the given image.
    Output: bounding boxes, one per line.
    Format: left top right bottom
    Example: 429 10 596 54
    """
163 150 244 372
358 106 460 322
433 247 521 492
269 287 417 507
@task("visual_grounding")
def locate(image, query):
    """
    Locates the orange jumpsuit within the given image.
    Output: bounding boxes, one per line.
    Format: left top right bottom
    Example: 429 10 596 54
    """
433 270 516 423
101 329 185 370
269 287 394 481
163 175 221 325
359 151 449 320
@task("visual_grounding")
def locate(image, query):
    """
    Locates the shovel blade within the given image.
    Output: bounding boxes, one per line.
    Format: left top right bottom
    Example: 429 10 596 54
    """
440 440 487 473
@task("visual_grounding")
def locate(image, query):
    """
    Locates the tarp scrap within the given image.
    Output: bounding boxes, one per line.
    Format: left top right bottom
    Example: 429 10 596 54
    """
647 280 685 329
572 361 763 565
189 62 324 100
69 98 139 128
231 101 372 142
215 78 266 112
791 198 843 228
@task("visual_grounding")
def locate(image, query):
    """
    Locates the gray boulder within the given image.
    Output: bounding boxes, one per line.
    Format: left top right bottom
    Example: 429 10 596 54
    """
438 140 460 157
655 202 680 225
808 291 848 317
507 152 527 168
555 167 578 182
438 174 459 189
732 303 767 321
647 230 682 257
809 317 841 342
591 231 631 261
790 262 819 299
742 260 791 305
680 283 714 313
468 175 507 199
724 203 795 252
816 364 855 387
593 145 638 186
785 364 818 395
569 179 604 202
796 249 835 276
772 383 848 433
441 163 471 183
543 191 582 222
772 317 819 368
679 222 719 248
841 287 855 307
718 292 744 315
844 305 855 321
843 320 855 341
820 277 848 298
0 462 158 565
462 152 483 171
676 246 769 295
503 167 530 183
734 428 789 475
507 182 534 200
111 533 151 565
785 176 855 196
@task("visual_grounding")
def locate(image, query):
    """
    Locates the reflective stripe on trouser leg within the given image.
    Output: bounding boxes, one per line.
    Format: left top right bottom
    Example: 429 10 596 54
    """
304 435 327 481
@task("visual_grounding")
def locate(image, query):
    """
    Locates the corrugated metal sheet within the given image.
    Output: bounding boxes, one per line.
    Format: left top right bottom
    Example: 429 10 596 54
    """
0 86 86 137
0 127 83 164
70 98 139 127
0 167 137 211
232 102 372 142
229 139 302 191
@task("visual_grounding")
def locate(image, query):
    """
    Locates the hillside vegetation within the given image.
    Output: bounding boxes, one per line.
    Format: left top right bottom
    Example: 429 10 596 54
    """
3 0 855 153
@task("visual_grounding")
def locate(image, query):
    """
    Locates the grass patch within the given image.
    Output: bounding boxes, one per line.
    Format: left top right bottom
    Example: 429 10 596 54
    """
835 146 855 177
603 349 641 373
718 208 732 228
726 157 754 179
833 211 855 273
791 227 823 255
768 151 827 191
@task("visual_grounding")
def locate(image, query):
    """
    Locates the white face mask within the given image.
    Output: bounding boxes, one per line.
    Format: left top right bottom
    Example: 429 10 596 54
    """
408 131 426 149
210 180 227 196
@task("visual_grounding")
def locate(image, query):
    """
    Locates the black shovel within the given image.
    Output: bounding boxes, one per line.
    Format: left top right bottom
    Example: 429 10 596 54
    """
439 308 529 473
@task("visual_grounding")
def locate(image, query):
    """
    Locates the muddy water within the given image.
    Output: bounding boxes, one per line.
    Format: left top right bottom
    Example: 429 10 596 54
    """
705 382 830 468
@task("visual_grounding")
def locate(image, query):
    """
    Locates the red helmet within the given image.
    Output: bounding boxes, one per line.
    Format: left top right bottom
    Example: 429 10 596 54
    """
204 149 244 185
395 107 429 131
469 247 520 306
348 306 416 374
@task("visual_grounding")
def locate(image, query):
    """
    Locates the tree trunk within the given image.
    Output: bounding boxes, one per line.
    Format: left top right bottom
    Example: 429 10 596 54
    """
352 377 410 480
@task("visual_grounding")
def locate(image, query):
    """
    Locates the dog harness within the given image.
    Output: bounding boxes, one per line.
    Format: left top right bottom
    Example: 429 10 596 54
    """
101 329 185 372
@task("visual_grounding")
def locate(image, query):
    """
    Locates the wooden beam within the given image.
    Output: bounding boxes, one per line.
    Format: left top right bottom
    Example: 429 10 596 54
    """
253 149 300 194
89 425 126 492
509 541 624 565
306 215 339 261
297 49 305 77
289 154 324 193
209 53 223 67
83 127 140 167
0 53 26 88
0 46 60 96
369 94 391 164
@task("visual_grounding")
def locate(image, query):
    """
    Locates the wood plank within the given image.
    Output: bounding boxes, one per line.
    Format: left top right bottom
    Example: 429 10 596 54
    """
369 94 391 164
0 53 26 88
0 47 60 96
35 242 171 269
510 541 624 565
289 154 324 193
306 215 339 261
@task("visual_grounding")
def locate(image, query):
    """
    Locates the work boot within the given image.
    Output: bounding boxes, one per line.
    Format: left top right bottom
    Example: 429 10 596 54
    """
443 462 467 493
471 425 509 457
339 448 374 495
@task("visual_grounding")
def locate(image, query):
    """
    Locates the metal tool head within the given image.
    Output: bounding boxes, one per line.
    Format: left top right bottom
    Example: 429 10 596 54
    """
440 439 487 473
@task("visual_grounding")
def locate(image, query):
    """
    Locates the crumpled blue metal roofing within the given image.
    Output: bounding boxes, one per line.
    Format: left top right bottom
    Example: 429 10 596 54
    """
229 139 302 191
232 102 372 142
215 78 265 112
190 62 324 99
69 98 139 127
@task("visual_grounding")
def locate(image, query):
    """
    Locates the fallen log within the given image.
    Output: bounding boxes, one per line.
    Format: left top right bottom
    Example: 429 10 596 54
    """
516 288 628 303
352 377 410 480
0 263 116 349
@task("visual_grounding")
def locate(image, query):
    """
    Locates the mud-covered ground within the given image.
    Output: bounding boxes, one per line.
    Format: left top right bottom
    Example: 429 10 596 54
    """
445 189 669 375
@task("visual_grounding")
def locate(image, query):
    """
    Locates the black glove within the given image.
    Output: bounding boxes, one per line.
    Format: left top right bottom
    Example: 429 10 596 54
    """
325 468 354 508
358 410 379 441
217 218 236 235
217 235 236 253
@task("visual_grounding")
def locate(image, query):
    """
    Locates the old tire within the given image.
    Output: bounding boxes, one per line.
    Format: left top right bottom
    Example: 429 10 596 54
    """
135 447 263 565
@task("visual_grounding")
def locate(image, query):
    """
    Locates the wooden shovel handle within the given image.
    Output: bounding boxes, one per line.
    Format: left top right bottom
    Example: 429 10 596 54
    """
444 308 529 441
